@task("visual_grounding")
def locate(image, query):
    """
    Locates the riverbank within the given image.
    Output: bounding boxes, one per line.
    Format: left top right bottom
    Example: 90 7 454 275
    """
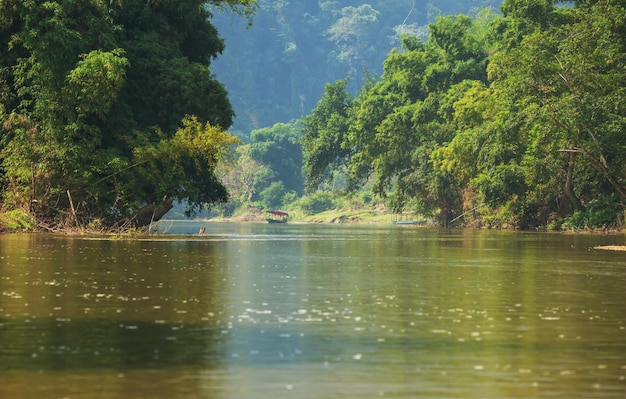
212 206 397 225
2 206 625 243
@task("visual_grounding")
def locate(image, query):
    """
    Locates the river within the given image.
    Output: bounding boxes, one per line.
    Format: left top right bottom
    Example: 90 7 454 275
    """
1 222 625 398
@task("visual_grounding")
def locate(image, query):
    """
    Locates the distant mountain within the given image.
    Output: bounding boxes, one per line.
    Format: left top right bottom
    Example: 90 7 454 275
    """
212 0 503 137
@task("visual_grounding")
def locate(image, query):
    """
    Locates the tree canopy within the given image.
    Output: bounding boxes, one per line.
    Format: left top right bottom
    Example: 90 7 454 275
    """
0 0 252 229
3 0 625 230
212 0 502 134
301 0 626 229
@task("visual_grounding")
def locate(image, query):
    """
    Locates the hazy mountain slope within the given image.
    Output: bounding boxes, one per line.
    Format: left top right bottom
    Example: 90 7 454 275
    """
212 0 502 136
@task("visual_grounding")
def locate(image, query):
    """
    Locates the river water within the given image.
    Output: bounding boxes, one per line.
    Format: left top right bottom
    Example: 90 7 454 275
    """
1 222 625 398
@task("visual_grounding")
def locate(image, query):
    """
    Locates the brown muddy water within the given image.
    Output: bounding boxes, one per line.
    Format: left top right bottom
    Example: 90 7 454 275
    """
1 222 625 398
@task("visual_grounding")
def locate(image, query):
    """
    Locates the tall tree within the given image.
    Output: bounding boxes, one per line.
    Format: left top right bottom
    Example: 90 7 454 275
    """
301 78 353 193
327 4 380 88
0 0 255 228
212 0 501 134
344 15 491 224
485 0 626 226
248 122 304 195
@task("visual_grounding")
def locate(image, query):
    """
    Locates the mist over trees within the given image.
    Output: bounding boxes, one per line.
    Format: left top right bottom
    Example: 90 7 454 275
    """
212 0 502 135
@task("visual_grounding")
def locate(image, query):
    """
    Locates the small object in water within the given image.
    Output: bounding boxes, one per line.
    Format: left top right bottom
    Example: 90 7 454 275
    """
266 210 288 223
199 227 206 236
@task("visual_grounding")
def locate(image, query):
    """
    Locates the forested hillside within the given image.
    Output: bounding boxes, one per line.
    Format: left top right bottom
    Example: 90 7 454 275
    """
213 0 502 136
300 0 626 229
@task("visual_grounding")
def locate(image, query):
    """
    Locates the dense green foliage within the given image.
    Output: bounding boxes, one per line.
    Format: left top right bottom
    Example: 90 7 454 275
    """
219 122 302 211
248 122 303 196
213 0 502 135
0 0 253 229
301 78 353 193
2 0 624 230
301 0 626 229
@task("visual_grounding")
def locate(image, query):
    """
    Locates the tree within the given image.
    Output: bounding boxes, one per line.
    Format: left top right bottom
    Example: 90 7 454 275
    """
258 181 287 209
0 0 255 228
429 0 626 228
343 15 491 224
130 115 241 220
301 78 354 192
327 4 380 87
485 0 626 226
218 145 270 207
248 122 304 195
211 0 501 134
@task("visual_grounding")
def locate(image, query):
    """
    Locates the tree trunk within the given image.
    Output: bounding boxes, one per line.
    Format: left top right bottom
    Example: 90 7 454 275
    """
564 152 582 210
132 196 174 227
580 147 626 200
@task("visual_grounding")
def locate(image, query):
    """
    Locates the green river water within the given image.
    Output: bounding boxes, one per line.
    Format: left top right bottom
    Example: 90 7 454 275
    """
1 222 625 398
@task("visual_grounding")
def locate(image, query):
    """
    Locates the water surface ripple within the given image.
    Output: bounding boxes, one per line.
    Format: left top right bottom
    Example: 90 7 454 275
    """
1 223 625 398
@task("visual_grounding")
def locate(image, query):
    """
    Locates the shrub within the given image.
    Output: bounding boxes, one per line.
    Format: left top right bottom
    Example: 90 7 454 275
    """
298 191 335 214
282 191 299 207
0 209 35 231
562 200 623 230
258 181 286 209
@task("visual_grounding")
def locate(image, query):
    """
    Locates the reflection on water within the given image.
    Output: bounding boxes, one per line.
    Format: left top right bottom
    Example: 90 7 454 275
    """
1 224 626 398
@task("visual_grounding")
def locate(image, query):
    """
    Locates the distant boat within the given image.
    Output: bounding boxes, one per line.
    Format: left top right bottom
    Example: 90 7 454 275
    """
391 219 428 225
266 210 288 223
391 211 426 225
